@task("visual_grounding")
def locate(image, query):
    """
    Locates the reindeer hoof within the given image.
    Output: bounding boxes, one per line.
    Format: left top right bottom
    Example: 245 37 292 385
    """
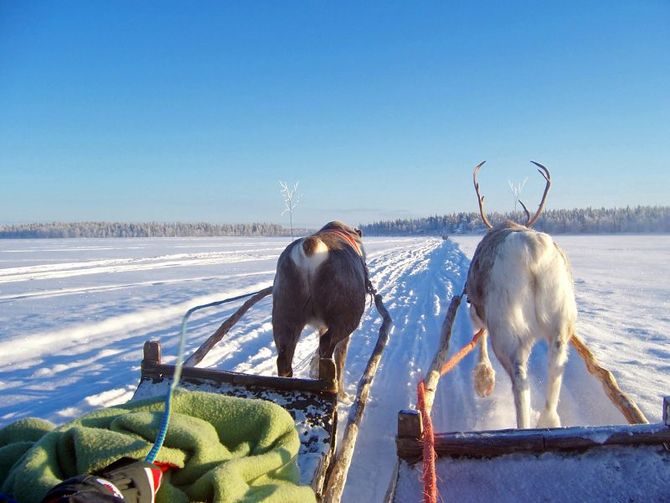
474 362 495 397
537 409 561 428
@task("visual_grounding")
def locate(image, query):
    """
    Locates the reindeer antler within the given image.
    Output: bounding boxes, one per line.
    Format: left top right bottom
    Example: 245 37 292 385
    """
525 161 552 227
473 161 493 230
518 200 531 223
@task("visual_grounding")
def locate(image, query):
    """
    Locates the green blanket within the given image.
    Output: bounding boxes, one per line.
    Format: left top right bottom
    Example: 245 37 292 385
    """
0 390 316 503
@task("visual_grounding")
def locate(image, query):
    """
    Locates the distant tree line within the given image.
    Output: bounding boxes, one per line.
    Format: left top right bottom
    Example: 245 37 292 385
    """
2 206 668 239
0 222 289 239
360 206 670 236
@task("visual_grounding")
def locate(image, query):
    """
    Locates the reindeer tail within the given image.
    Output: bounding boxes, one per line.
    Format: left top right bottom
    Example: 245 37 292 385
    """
291 236 329 273
302 236 322 256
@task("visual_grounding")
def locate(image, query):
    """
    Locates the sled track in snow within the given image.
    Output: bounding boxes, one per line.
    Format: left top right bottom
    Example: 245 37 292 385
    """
342 238 470 501
0 250 284 284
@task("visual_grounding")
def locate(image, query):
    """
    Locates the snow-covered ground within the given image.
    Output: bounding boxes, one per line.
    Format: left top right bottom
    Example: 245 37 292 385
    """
1 235 668 500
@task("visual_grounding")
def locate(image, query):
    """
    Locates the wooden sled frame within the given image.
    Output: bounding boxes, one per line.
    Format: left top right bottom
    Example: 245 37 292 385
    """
387 398 670 501
395 400 670 462
136 339 340 496
133 287 393 502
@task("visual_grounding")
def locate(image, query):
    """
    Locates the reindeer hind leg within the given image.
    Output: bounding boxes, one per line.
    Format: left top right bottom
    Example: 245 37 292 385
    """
274 324 302 378
511 351 532 429
493 332 532 429
333 335 353 401
319 327 352 400
537 335 569 428
309 326 328 379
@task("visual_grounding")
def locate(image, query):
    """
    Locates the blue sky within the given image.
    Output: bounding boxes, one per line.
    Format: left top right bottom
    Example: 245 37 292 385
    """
1 1 668 227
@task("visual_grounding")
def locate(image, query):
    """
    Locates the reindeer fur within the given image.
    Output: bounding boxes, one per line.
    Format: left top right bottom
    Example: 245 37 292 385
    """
272 221 367 396
467 221 577 428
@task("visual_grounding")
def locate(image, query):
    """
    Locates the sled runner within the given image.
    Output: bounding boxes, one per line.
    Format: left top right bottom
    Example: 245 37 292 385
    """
133 286 392 502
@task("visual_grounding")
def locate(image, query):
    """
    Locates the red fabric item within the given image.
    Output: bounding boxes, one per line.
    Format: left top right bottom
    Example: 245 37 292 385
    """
152 462 177 473
148 462 177 497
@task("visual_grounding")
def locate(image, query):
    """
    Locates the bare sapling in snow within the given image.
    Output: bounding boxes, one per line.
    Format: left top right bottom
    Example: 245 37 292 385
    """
279 180 300 238
508 177 528 213
271 221 368 399
466 161 577 428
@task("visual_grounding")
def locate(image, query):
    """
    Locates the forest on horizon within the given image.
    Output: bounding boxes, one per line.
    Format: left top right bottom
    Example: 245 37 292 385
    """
1 206 668 238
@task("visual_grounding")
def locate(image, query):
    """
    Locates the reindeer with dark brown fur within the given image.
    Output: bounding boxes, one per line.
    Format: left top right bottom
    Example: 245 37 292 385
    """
272 221 368 397
466 161 577 428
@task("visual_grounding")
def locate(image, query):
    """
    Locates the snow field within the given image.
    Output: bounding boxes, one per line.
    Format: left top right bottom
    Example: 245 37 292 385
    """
0 234 668 501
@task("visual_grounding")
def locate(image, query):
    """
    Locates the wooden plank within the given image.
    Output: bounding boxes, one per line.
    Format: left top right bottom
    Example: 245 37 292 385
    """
143 361 338 394
141 341 337 394
433 430 547 457
396 437 424 462
396 411 424 462
396 423 670 460
397 410 422 439
143 340 161 365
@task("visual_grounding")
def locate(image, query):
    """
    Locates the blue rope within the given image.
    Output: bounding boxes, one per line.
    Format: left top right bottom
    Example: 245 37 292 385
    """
144 289 268 464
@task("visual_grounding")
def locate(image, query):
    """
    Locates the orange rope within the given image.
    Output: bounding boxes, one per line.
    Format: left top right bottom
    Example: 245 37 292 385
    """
417 380 437 503
417 328 485 503
439 329 485 376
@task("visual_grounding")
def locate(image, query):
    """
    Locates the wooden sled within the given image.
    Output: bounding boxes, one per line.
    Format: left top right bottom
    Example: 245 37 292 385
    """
133 287 392 502
135 339 339 495
386 294 670 501
388 399 670 501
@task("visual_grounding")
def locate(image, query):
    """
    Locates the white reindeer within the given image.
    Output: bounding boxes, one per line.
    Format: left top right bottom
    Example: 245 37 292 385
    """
466 161 577 429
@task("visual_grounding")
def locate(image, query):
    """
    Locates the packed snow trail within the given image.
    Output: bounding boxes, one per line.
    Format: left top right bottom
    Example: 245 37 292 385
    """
341 238 464 501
